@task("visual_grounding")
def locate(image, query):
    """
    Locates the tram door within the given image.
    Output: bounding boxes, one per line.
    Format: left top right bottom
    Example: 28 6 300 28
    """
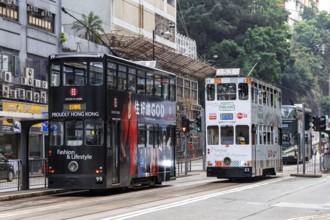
110 120 120 184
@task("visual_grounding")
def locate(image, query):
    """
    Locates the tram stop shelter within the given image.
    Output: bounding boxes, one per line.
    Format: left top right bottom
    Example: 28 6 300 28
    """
0 111 47 190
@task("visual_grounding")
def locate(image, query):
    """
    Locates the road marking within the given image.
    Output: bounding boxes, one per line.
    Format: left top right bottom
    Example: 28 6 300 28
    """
101 177 291 220
288 213 330 220
273 202 330 210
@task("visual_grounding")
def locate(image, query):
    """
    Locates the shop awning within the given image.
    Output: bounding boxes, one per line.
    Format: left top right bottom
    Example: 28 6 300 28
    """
103 33 217 80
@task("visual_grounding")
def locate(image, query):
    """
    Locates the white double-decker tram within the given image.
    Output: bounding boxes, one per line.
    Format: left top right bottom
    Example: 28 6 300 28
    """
205 69 283 179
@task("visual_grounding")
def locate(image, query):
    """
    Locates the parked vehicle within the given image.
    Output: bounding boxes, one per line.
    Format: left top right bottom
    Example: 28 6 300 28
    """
0 153 15 182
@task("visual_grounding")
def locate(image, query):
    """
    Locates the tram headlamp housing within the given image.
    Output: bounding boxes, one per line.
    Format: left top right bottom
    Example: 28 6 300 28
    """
68 161 79 172
224 157 231 166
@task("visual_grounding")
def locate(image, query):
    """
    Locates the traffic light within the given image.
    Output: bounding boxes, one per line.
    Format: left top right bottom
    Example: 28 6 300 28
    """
196 115 202 132
313 116 320 131
181 116 190 133
319 115 327 131
304 113 311 130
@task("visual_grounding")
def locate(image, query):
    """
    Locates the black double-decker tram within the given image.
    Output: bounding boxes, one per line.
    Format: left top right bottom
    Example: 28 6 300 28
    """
48 53 176 189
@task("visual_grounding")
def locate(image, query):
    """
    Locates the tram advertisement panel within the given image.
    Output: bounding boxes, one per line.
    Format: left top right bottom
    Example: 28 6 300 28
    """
107 90 176 125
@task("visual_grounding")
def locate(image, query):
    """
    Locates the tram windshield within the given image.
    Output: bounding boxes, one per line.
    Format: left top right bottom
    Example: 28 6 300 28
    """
282 107 297 119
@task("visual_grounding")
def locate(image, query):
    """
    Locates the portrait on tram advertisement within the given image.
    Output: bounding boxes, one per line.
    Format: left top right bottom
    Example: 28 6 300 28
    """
120 91 138 185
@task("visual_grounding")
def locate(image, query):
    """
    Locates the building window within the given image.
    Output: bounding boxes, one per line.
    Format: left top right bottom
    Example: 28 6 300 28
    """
0 1 18 21
0 48 19 77
167 0 176 7
27 5 54 33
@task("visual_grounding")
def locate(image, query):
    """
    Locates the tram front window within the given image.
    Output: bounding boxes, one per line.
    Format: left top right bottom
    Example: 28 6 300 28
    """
221 126 234 145
63 62 87 86
236 125 249 145
49 122 64 146
66 120 83 146
50 64 60 87
217 83 236 100
90 62 103 86
85 119 104 146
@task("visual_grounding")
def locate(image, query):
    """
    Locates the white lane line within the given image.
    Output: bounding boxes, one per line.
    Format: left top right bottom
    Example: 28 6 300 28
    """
273 202 330 210
101 177 290 220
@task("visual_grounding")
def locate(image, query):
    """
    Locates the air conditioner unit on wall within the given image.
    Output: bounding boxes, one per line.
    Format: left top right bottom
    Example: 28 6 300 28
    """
47 11 52 17
20 77 34 86
34 79 41 88
9 89 17 99
40 91 47 104
2 85 10 98
24 67 34 79
26 90 33 101
4 72 12 83
17 88 25 100
41 81 48 89
34 92 40 103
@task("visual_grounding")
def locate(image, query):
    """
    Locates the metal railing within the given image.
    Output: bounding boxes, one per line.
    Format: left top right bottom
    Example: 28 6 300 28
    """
0 159 47 192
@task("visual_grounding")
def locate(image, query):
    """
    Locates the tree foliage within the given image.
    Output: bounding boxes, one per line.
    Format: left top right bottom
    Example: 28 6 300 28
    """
178 0 291 83
71 11 104 43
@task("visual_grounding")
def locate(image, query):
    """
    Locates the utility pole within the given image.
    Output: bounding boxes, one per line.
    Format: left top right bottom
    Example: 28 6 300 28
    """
301 104 306 174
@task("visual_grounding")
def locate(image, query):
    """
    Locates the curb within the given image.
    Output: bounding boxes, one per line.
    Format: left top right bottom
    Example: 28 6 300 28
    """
290 173 322 178
0 189 65 201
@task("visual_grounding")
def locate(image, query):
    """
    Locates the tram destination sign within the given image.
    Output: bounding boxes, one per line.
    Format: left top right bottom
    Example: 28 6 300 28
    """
216 68 241 76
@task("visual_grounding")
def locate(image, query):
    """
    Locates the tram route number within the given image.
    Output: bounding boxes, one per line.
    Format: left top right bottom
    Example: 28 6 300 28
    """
96 176 103 183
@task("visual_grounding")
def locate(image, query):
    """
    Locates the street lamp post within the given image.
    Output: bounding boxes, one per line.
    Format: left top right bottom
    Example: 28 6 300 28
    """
153 30 155 60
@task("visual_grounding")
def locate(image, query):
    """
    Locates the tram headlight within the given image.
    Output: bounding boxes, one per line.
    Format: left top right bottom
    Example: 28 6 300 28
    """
224 157 231 166
68 161 79 172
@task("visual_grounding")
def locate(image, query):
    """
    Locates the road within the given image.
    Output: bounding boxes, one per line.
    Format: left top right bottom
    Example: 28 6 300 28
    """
0 164 330 220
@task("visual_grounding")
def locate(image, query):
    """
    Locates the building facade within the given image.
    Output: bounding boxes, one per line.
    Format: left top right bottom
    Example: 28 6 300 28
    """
0 0 61 162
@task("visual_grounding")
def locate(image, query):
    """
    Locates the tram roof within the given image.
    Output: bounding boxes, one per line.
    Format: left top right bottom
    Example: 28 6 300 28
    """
50 52 177 77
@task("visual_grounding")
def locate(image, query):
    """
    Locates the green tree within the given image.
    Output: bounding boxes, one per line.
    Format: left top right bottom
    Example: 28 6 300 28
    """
71 11 104 43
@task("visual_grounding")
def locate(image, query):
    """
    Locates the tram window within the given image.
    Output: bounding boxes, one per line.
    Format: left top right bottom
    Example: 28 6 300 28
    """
90 62 103 86
66 120 83 146
258 85 263 105
206 84 215 101
169 77 176 101
147 124 155 148
85 119 104 146
107 62 117 89
238 83 248 100
236 125 249 145
137 70 146 95
118 65 127 91
207 126 219 145
262 86 267 105
154 75 161 97
271 127 274 144
63 64 86 86
138 124 146 147
128 74 136 92
221 126 234 145
162 77 169 100
49 121 63 146
50 64 60 87
217 83 236 100
146 72 154 96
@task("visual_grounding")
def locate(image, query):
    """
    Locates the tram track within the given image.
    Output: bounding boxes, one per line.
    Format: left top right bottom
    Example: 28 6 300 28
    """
0 172 285 220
